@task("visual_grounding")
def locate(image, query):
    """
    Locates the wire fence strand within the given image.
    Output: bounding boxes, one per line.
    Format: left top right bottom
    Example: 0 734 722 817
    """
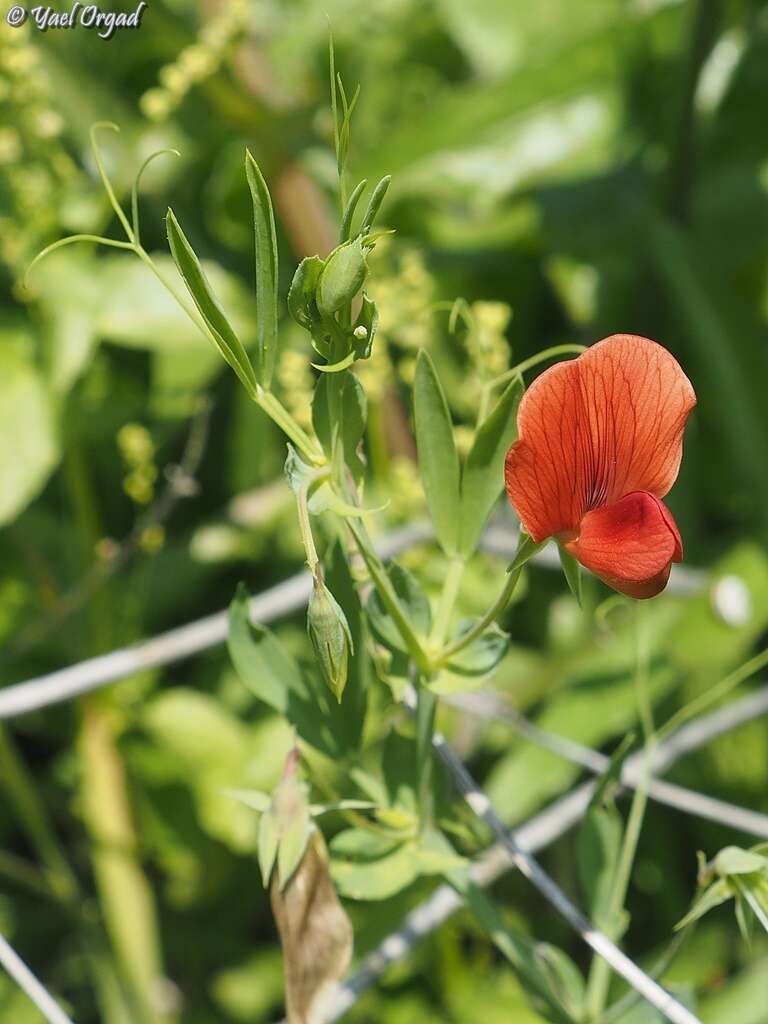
3 515 761 1024
447 690 768 838
0 934 74 1024
402 686 701 1024
313 683 768 1023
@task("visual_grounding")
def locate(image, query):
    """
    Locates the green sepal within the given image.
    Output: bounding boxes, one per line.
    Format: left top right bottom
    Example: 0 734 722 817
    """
287 255 325 330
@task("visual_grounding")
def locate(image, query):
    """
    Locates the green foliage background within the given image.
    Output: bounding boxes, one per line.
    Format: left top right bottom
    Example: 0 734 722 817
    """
2 0 768 1021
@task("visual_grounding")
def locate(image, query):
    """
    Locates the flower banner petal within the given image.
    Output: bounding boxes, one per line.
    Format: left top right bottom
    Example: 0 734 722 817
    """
504 334 695 543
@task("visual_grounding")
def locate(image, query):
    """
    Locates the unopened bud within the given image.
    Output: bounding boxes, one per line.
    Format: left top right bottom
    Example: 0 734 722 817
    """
353 325 368 340
307 573 353 701
316 237 367 318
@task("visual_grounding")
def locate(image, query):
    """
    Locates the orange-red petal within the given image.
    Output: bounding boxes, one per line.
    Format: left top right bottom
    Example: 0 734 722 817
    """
564 490 683 599
504 334 696 542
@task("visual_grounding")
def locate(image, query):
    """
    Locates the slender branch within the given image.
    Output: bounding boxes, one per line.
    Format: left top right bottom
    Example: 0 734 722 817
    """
436 559 523 665
586 603 654 1017
490 343 587 390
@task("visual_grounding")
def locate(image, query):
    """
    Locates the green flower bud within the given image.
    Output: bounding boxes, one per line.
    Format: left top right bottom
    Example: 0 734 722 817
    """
307 573 353 701
316 237 367 318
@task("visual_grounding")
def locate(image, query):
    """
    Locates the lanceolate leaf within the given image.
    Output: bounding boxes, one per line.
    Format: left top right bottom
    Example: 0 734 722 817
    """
245 150 279 387
414 349 461 555
227 585 341 756
166 208 258 398
459 378 523 555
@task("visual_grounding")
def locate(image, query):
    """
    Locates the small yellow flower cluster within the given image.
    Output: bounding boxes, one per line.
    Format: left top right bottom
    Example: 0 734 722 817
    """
356 341 395 403
388 456 425 521
465 301 512 380
140 0 249 122
276 343 314 430
139 523 166 554
368 240 435 358
0 21 76 274
117 423 157 506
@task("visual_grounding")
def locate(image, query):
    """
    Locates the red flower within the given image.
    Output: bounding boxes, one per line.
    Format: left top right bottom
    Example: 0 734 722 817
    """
504 334 696 599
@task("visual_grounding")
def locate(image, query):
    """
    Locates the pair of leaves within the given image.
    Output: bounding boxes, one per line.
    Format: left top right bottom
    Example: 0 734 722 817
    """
166 150 278 394
414 350 522 557
330 826 464 901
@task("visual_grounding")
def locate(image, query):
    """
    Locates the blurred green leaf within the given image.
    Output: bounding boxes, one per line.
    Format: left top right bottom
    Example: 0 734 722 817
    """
0 336 58 526
414 349 461 555
459 378 522 556
442 620 509 677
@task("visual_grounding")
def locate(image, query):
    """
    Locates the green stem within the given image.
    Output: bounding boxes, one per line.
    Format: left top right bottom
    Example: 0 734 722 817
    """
430 557 464 648
0 728 79 905
491 344 587 390
296 481 321 573
436 562 523 667
658 647 768 742
586 603 654 1019
415 682 438 834
257 388 325 465
345 517 430 674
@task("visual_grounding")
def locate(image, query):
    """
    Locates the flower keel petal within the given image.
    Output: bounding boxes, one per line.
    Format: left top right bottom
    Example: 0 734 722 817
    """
565 491 683 599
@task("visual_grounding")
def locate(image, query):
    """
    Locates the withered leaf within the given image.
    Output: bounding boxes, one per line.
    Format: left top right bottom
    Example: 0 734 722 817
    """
271 832 353 1024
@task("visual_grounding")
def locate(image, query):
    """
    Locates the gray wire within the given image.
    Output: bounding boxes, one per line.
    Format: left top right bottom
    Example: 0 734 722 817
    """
448 689 768 838
0 934 74 1024
313 683 768 1023
0 522 433 720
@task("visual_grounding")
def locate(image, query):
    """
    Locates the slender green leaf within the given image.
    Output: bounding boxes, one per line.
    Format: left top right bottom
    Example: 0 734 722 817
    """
340 179 367 242
414 349 461 554
459 378 523 555
166 208 257 397
360 175 391 234
245 150 279 387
